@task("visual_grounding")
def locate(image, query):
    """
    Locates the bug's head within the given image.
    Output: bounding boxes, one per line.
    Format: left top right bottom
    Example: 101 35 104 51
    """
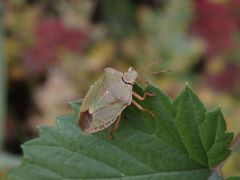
122 67 138 85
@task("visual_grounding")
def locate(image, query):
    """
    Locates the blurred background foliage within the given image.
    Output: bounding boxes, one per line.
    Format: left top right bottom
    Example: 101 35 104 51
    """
1 0 240 178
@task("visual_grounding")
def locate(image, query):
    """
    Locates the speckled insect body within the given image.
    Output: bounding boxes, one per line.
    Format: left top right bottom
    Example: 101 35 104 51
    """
79 67 154 138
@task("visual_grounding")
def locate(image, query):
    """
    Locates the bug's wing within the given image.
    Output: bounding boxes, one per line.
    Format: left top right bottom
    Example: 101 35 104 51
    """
93 103 125 126
88 85 116 114
80 76 104 113
85 103 126 132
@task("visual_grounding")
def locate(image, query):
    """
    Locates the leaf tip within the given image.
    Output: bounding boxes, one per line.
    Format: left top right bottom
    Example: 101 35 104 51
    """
183 83 193 93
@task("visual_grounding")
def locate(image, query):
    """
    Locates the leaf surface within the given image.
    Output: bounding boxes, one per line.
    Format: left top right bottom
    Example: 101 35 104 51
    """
8 84 234 180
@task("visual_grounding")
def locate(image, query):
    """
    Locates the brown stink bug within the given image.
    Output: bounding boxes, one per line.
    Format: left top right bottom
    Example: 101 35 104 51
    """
78 67 155 139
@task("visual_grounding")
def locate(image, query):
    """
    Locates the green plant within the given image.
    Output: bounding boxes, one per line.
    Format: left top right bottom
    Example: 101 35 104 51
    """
138 0 204 73
7 84 239 179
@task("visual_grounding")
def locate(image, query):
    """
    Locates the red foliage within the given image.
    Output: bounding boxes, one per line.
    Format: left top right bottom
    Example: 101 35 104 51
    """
24 18 89 73
206 63 240 91
191 0 240 57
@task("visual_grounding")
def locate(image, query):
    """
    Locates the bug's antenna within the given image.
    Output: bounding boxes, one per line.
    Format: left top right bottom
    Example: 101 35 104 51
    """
137 60 161 74
136 59 171 85
148 60 161 66
148 69 172 75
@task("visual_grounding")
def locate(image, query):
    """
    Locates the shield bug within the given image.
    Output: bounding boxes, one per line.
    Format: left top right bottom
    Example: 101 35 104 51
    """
78 67 155 139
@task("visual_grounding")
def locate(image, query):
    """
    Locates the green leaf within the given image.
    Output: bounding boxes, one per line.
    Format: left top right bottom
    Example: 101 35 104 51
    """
8 84 234 180
227 177 240 180
199 109 233 167
173 86 208 166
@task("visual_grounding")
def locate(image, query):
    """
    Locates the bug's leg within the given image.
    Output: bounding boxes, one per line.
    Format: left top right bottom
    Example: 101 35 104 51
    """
132 100 155 117
108 114 122 140
133 91 155 101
